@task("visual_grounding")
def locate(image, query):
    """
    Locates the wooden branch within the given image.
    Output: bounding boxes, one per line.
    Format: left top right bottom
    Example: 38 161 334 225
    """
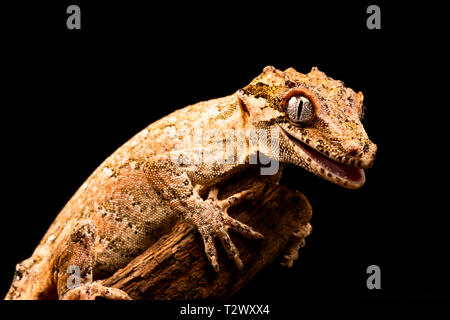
100 169 312 300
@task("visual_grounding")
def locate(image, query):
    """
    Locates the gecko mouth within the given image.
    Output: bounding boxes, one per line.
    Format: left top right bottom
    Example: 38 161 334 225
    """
278 126 365 188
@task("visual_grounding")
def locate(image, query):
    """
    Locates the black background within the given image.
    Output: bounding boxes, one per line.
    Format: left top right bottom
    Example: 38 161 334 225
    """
1 0 448 314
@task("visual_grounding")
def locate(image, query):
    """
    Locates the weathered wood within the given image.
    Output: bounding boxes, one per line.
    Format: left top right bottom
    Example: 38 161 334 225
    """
101 169 312 299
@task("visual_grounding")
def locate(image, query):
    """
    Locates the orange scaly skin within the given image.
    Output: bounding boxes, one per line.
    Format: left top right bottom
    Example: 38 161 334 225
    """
5 66 376 300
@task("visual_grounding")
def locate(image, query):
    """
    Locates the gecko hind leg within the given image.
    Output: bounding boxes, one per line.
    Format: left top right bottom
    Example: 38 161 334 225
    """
56 220 131 300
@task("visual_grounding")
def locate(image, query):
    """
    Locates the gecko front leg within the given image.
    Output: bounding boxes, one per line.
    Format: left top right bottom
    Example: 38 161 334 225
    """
144 155 264 272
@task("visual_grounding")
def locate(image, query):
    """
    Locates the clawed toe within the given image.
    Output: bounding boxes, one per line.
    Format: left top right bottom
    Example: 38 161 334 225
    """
225 215 264 239
218 189 255 211
218 231 244 270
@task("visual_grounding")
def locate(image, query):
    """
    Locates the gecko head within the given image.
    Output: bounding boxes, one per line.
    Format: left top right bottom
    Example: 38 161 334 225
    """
237 66 377 189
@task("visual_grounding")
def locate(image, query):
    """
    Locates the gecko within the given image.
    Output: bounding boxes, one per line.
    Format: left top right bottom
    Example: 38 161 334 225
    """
5 66 376 300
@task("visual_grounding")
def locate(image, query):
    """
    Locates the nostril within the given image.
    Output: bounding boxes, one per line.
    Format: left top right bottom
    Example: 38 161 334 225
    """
344 141 360 157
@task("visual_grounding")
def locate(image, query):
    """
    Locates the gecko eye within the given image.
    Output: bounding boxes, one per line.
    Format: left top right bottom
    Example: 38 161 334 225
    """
285 95 315 126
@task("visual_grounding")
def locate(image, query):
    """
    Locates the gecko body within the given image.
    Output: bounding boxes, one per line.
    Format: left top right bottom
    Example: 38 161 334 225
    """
5 66 376 299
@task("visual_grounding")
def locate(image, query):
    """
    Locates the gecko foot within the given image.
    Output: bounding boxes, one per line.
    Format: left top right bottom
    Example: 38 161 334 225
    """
62 281 132 300
280 223 312 268
197 187 264 272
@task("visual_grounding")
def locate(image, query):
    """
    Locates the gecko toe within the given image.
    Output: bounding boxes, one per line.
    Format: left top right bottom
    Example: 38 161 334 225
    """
225 216 264 239
219 189 254 210
201 232 220 272
219 231 244 270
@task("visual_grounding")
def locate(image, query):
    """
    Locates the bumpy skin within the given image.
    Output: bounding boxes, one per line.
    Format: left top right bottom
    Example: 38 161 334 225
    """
5 66 376 300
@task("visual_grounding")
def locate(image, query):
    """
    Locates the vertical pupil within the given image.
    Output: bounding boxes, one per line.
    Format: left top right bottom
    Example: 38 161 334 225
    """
297 99 303 120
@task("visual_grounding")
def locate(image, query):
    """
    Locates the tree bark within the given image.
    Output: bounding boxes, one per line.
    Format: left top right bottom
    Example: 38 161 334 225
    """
100 169 312 300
